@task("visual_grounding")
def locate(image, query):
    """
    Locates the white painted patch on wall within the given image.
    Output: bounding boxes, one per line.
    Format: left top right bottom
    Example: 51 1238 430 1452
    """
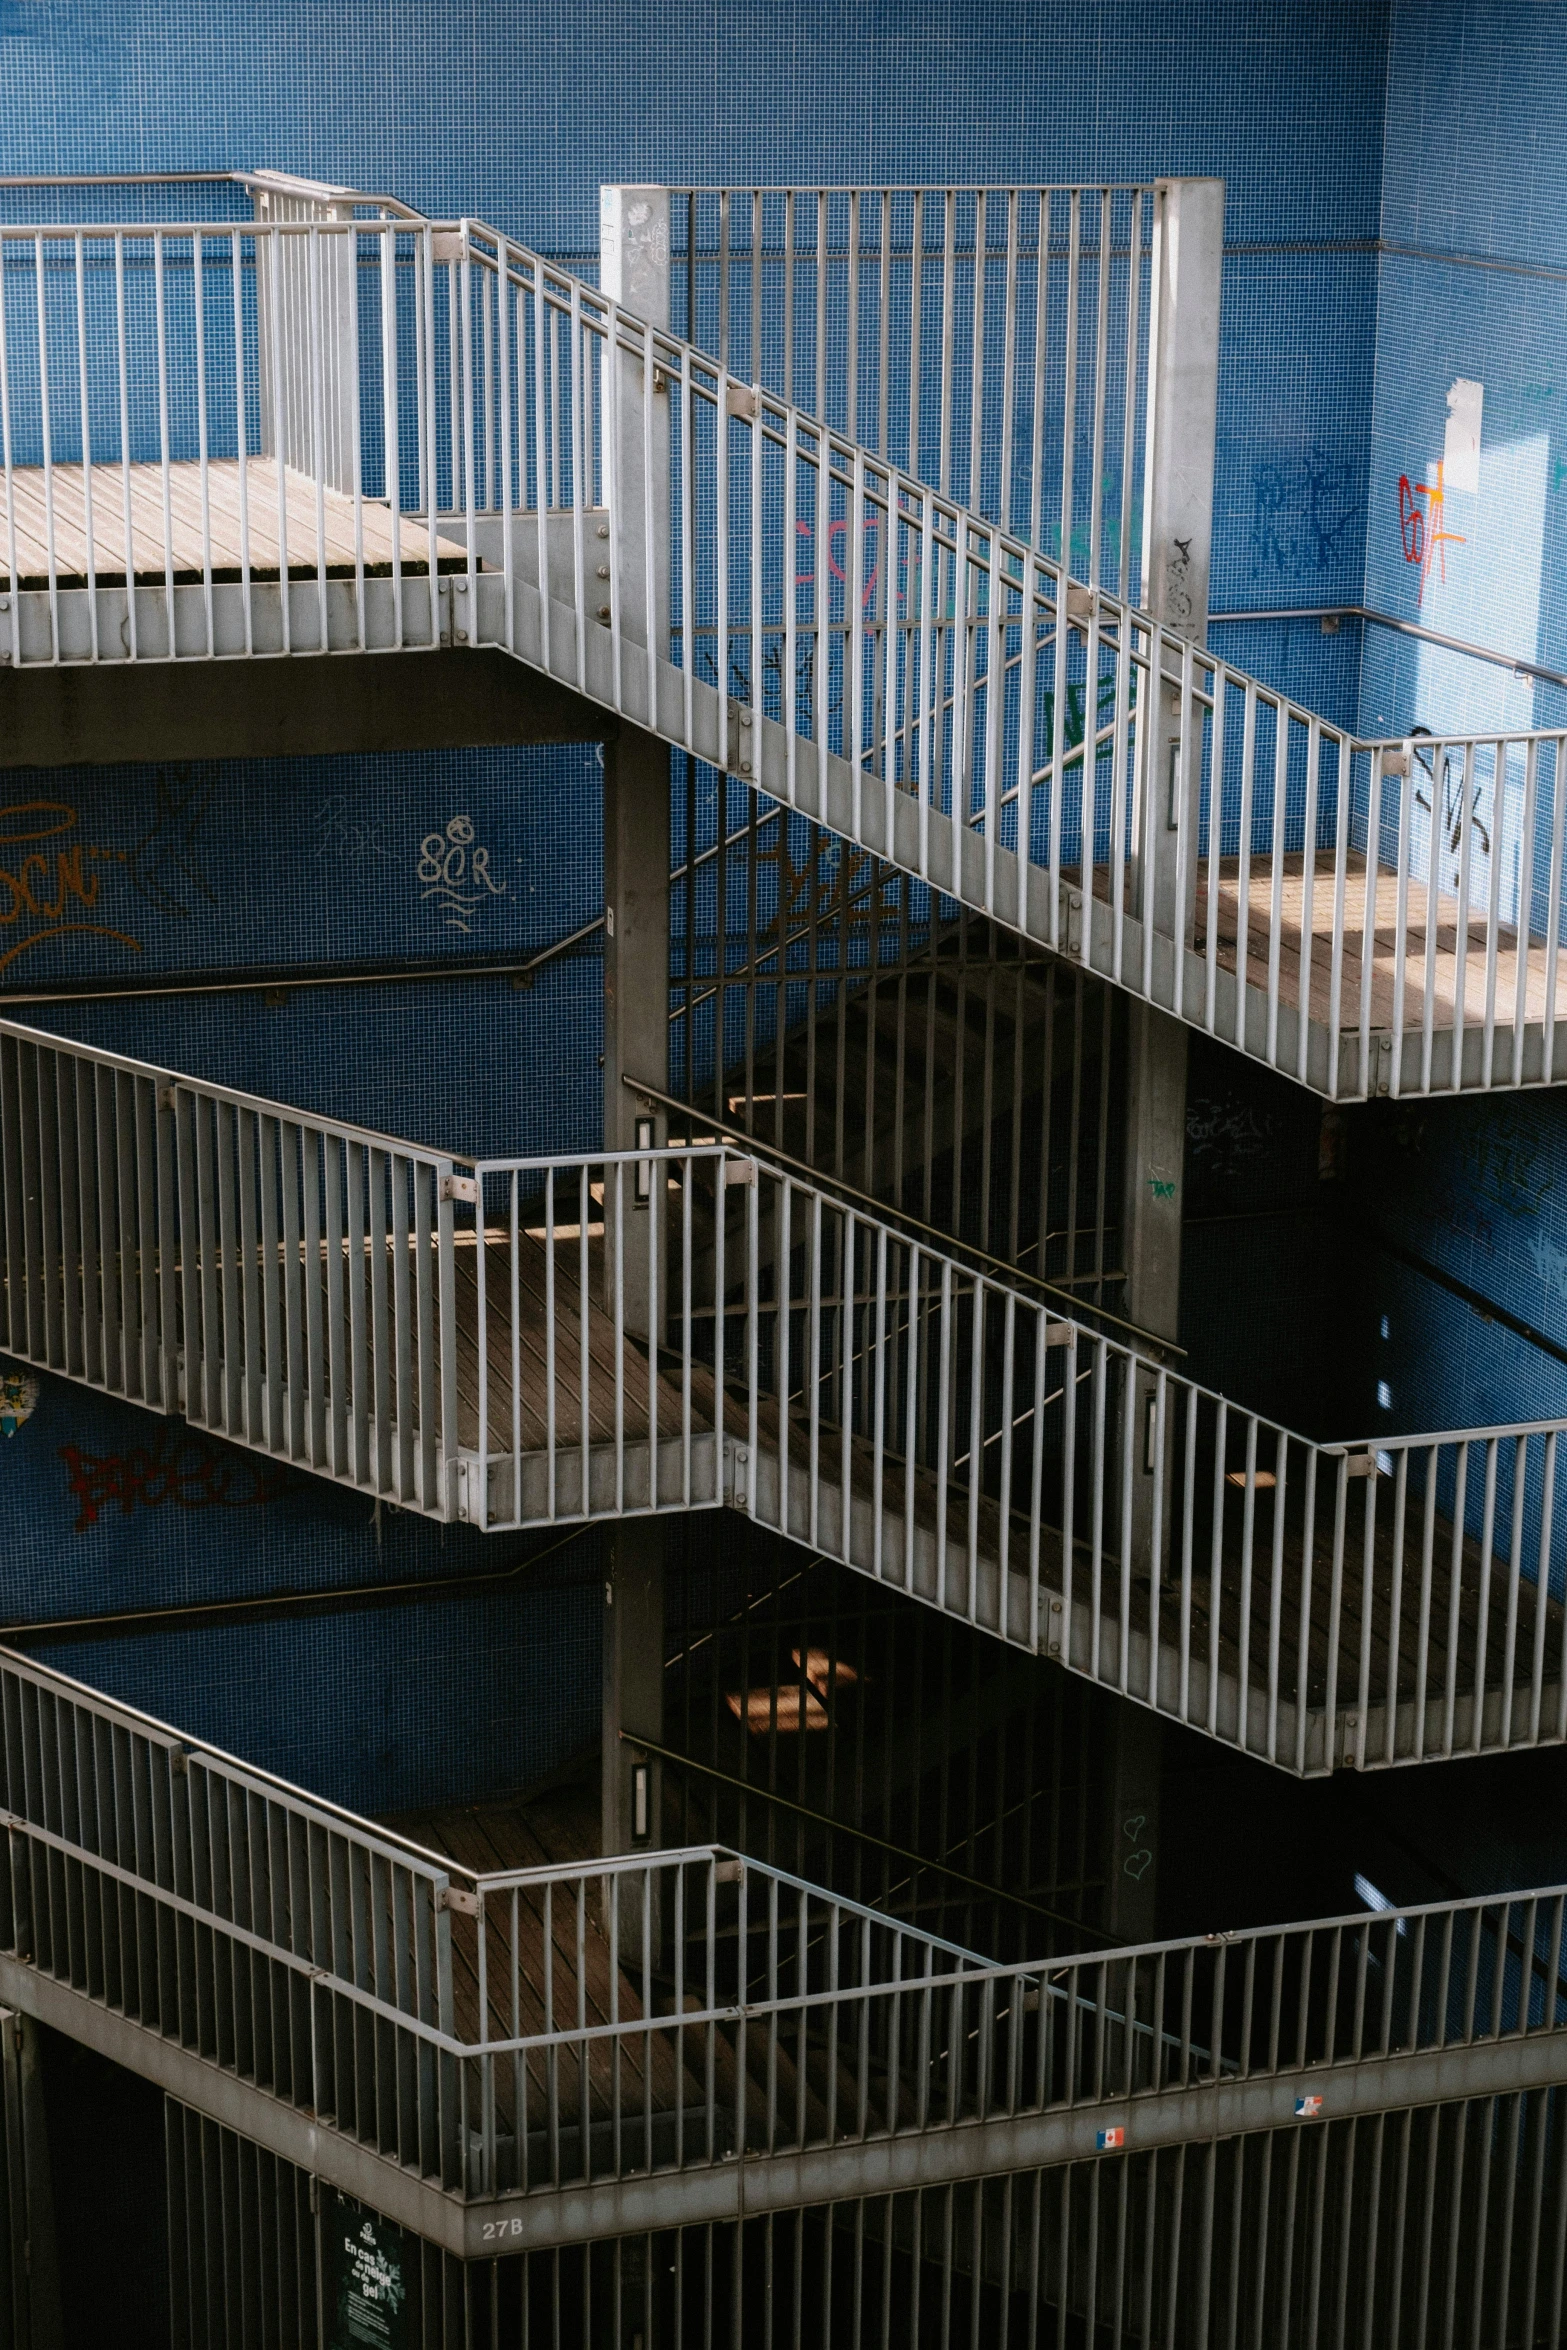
1442 377 1484 495
1419 423 1546 737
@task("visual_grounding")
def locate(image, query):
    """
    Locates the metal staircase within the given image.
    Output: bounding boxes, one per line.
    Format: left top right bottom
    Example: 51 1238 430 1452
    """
4 1013 1565 1779
0 171 1562 1103
5 164 1567 2334
7 1644 1567 2270
0 173 1561 1769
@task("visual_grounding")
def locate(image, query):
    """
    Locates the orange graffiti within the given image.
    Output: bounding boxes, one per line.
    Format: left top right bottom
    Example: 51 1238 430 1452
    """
0 800 139 970
1397 458 1464 607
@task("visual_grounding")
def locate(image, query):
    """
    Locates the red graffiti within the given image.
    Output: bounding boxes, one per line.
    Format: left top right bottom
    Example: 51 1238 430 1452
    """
59 1431 299 1531
793 515 883 608
1397 460 1464 606
1397 475 1423 564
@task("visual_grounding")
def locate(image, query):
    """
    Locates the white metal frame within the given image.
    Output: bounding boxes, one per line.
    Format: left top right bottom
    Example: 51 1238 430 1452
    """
4 1016 1566 1779
0 177 1555 1101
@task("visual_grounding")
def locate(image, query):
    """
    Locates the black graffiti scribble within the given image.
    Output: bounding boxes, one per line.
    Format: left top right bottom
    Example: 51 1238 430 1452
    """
1250 447 1362 577
122 766 219 920
1411 730 1491 860
1185 1095 1281 1173
59 1430 302 1531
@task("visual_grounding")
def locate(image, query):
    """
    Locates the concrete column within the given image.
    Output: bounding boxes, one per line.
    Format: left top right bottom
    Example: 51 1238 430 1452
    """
1109 179 1224 1945
599 196 676 1885
1129 175 1225 951
599 186 675 1346
599 183 671 332
602 1517 666 1860
602 723 671 1339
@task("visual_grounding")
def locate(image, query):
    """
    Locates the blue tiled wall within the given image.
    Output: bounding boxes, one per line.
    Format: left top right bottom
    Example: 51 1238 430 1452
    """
0 0 1390 675
1353 1090 1567 1423
0 742 605 1155
35 1546 607 1818
1345 1 1567 1513
2 1367 605 1814
1362 0 1567 738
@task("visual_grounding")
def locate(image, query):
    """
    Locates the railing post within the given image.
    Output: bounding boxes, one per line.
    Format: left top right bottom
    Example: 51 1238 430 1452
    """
1109 178 1223 1942
435 1163 460 1521
599 185 671 668
253 184 358 495
1137 174 1224 943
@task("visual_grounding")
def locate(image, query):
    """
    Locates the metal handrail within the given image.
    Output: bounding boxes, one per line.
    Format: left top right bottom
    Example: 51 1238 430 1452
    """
0 165 425 219
0 186 1556 1102
7 1627 1567 2220
5 1016 1567 1776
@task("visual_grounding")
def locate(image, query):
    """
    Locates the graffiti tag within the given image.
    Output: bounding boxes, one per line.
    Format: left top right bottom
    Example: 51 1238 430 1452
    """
0 801 138 972
1397 459 1464 606
59 1431 300 1531
417 814 507 932
1250 448 1361 577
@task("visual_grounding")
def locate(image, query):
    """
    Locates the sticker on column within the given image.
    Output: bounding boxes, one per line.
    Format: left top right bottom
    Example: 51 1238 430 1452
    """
1295 2094 1324 2118
1097 2125 1126 2151
0 1363 38 1438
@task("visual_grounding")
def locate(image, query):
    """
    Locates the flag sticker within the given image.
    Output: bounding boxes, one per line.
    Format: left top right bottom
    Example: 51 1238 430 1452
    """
1097 2126 1126 2151
1295 2095 1324 2118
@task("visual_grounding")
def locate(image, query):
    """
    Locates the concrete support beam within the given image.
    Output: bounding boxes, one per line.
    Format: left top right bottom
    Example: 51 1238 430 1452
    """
1121 173 1225 1342
1111 178 1225 1939
1100 1700 1163 1946
1141 179 1225 661
1120 998 1190 1347
0 647 609 770
1121 175 1225 1361
1123 175 1224 1336
600 182 675 1352
599 186 672 330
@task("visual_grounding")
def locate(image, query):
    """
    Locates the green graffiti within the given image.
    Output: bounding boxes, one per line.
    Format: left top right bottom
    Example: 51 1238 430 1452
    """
1040 668 1129 760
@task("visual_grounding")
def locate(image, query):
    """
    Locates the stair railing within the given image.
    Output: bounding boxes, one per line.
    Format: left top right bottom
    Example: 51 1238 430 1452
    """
5 1015 1567 1774
668 185 1155 599
0 1640 466 2188
451 214 1567 1106
6 1640 1567 2231
0 185 1561 1099
0 1020 464 1513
